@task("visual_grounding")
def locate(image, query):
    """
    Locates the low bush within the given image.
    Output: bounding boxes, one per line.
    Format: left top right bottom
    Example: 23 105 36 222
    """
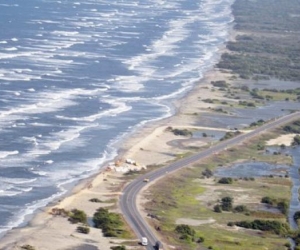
218 177 233 184
111 246 126 250
221 197 233 211
175 224 196 242
234 205 248 213
77 226 90 234
93 208 124 237
69 209 87 224
21 245 36 250
202 168 213 178
90 198 103 203
231 220 290 235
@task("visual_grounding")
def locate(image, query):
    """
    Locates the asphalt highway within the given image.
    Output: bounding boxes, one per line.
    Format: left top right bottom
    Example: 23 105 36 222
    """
119 112 300 249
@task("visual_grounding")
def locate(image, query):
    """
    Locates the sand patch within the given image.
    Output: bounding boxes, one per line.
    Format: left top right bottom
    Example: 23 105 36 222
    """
266 133 297 146
176 218 215 226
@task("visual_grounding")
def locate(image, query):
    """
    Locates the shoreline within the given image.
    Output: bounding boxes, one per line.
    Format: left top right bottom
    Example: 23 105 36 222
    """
0 21 298 250
0 8 237 250
0 68 235 249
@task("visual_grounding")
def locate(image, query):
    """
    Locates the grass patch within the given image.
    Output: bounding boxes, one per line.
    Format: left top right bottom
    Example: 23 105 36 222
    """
144 129 293 250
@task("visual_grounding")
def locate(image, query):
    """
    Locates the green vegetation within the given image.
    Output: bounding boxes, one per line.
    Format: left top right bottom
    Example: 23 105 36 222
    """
234 205 248 213
202 168 213 178
211 80 228 88
256 142 265 151
110 246 126 250
202 98 216 104
261 197 289 215
217 0 300 81
220 131 241 141
77 226 90 234
258 88 300 101
228 220 290 236
292 135 300 146
68 209 87 224
283 120 300 134
175 224 196 242
21 245 35 250
145 128 292 249
220 196 233 211
89 198 103 203
238 100 255 107
93 208 127 237
166 126 192 137
218 177 233 184
250 119 265 127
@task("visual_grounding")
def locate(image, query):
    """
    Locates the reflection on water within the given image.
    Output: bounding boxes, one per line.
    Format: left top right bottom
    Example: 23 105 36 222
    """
215 162 289 178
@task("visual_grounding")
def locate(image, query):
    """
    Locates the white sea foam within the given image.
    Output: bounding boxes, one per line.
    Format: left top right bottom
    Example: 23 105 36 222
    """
0 88 104 125
4 47 18 51
55 96 131 123
0 151 19 159
0 189 67 236
0 177 37 185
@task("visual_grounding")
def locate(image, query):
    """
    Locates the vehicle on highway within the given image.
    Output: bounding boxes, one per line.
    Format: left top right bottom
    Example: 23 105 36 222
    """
141 237 148 246
154 240 163 249
143 178 149 182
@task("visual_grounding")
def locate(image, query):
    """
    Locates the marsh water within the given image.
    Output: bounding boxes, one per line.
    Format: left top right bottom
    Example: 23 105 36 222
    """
215 146 300 249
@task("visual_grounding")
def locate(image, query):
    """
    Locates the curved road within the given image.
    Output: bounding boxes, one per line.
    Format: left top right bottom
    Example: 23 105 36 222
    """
120 112 300 249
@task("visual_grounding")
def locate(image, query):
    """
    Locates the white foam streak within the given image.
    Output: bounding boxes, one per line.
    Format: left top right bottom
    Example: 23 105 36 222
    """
0 151 19 159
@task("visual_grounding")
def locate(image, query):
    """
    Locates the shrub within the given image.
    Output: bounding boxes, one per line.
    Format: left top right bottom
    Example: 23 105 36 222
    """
232 220 290 235
218 177 233 184
202 168 213 178
90 198 102 203
221 197 233 211
214 204 222 213
93 208 124 237
292 135 300 146
111 246 126 250
197 237 205 243
220 131 241 141
77 226 90 234
175 224 196 237
234 205 248 213
21 245 36 250
172 128 192 137
69 209 87 224
277 201 288 215
211 80 228 88
261 196 274 205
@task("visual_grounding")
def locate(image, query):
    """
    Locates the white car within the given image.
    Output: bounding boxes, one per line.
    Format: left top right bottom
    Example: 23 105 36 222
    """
141 237 148 246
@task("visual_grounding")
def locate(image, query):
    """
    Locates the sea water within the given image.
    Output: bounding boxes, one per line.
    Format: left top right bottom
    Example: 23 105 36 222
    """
0 0 234 237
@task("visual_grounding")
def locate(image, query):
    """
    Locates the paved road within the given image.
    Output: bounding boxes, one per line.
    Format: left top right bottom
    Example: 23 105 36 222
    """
119 112 300 249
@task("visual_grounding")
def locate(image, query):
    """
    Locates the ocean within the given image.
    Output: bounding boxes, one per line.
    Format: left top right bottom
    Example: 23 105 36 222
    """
0 0 234 237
